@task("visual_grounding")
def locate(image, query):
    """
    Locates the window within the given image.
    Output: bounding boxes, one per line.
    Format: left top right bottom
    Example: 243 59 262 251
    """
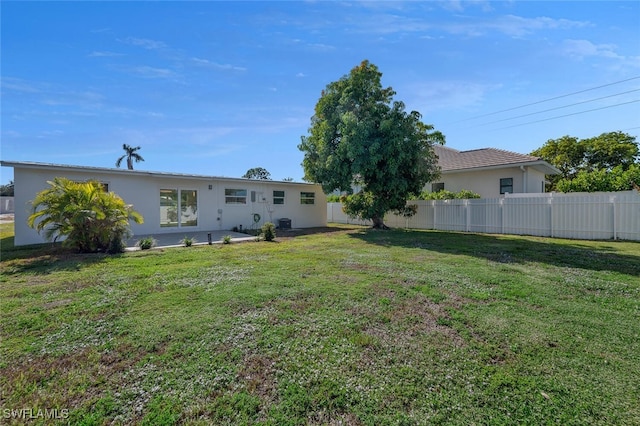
160 189 198 227
225 188 247 204
181 190 198 227
500 178 513 195
273 190 285 205
431 182 444 192
300 191 315 205
160 189 179 227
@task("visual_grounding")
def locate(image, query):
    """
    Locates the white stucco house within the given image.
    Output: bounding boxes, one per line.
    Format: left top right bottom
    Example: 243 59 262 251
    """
1 161 327 246
427 145 560 198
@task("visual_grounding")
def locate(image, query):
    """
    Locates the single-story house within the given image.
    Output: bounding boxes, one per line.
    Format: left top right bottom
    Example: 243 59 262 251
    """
1 161 327 246
427 145 560 198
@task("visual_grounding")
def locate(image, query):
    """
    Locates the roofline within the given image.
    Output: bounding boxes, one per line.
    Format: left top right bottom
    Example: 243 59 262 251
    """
441 160 560 175
0 160 316 186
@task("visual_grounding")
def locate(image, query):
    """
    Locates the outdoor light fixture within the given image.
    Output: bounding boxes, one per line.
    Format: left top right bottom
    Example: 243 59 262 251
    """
207 233 212 245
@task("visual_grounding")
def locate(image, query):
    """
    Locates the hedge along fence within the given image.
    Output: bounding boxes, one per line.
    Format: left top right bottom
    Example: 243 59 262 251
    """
327 191 640 241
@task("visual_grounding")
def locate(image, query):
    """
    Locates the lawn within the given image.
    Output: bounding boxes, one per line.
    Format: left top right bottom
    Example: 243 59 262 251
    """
1 222 639 425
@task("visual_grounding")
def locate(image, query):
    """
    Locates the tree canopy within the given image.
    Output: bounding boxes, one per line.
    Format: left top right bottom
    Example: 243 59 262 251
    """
298 60 444 228
116 144 144 170
531 131 639 192
0 181 14 196
243 167 272 180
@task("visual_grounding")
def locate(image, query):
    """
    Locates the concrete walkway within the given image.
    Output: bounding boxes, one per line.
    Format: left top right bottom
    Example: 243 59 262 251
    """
126 229 256 250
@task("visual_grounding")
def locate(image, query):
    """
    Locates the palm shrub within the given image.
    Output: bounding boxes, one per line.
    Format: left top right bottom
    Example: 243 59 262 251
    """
137 237 156 250
28 177 143 253
181 236 195 247
261 222 276 242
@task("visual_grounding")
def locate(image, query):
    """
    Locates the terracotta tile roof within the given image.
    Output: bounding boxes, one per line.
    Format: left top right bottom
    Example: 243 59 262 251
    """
433 145 547 172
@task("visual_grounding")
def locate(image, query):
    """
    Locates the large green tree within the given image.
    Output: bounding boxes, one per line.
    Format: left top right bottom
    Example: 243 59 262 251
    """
531 131 639 192
116 144 144 170
28 177 143 253
299 60 444 228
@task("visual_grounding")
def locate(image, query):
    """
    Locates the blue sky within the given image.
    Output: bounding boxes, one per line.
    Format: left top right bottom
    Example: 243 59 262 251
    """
2 1 639 185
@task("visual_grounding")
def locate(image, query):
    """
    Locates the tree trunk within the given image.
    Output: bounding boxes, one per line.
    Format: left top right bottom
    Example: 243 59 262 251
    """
127 158 133 170
371 216 389 229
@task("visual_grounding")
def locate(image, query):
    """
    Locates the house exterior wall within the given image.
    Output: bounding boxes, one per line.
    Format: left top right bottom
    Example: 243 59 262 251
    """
11 166 326 246
427 166 547 198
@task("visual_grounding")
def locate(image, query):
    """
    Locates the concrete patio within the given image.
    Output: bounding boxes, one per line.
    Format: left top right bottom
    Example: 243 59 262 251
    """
126 229 256 250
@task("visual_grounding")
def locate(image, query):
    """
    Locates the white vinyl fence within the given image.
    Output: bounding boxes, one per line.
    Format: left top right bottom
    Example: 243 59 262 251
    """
327 191 640 241
0 197 14 214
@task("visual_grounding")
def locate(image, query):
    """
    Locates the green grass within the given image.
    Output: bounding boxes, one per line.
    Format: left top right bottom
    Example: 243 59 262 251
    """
1 222 639 425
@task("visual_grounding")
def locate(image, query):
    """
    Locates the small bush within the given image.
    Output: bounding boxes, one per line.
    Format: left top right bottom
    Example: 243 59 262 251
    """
181 236 195 247
418 189 481 200
222 235 232 244
137 237 156 250
261 222 276 242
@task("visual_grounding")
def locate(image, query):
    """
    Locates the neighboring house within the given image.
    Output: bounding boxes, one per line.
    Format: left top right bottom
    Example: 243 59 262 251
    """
428 145 560 198
1 161 327 246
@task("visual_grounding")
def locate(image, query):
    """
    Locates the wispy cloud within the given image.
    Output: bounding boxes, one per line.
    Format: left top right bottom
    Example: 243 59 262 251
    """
560 39 640 71
88 51 124 58
561 39 622 60
191 57 247 72
1 77 40 93
130 66 177 79
404 80 500 112
444 15 590 37
119 36 167 50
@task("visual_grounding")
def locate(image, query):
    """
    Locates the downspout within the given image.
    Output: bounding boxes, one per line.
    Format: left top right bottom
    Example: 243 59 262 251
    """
520 166 527 193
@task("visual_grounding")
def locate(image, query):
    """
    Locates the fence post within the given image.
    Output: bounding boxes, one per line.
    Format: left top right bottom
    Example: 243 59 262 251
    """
500 198 504 234
433 200 437 230
465 199 470 232
549 193 554 238
611 195 617 240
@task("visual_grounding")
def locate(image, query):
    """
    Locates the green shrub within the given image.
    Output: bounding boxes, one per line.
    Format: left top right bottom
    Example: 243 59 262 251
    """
222 235 232 244
137 237 156 250
261 222 276 242
27 177 143 253
181 236 195 247
418 189 481 200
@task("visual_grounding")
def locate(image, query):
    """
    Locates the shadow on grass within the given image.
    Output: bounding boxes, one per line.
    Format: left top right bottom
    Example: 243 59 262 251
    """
0 235 120 274
349 228 640 277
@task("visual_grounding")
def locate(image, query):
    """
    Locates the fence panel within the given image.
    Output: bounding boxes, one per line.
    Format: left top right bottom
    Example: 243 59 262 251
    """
503 196 552 237
327 191 640 241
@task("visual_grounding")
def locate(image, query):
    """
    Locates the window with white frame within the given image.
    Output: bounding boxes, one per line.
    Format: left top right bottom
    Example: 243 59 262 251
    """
160 189 197 227
431 182 444 192
225 188 247 204
180 189 198 227
273 190 285 205
500 178 513 195
300 191 315 205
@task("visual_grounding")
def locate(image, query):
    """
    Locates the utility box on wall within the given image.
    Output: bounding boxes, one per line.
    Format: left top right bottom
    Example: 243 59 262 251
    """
278 218 291 229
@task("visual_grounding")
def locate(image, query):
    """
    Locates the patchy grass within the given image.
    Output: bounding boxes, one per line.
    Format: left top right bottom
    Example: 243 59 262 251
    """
1 222 639 425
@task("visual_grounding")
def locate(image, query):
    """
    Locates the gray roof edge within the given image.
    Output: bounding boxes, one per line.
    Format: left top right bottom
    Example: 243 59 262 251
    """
441 160 560 175
0 160 316 186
